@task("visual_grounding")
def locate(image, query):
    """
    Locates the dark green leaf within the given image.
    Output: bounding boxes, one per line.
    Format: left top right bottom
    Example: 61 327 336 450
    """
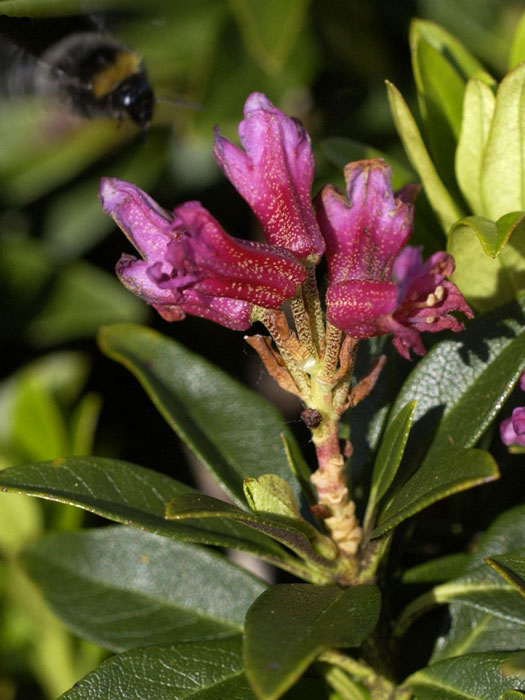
166 493 336 579
244 583 380 700
363 401 416 531
431 506 525 661
23 526 266 651
59 638 255 699
397 555 525 638
486 554 525 597
402 553 471 584
432 603 525 662
0 457 286 560
404 652 525 699
372 447 498 538
98 324 302 506
469 505 525 566
389 299 525 464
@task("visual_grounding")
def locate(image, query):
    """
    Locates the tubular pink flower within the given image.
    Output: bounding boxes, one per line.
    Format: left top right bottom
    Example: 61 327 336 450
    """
99 177 306 330
317 159 473 359
213 92 325 262
500 407 525 447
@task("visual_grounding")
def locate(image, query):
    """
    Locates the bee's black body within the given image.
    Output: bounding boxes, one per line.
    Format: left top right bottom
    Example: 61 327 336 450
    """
0 15 154 128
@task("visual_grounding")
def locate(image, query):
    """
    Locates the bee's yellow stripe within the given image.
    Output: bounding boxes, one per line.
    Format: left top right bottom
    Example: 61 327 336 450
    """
92 51 141 98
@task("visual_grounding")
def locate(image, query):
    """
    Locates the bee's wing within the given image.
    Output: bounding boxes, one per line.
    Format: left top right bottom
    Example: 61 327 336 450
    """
0 34 38 98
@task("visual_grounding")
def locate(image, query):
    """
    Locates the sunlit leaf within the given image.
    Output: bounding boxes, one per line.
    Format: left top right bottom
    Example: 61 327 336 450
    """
455 78 495 215
481 63 525 221
386 80 463 233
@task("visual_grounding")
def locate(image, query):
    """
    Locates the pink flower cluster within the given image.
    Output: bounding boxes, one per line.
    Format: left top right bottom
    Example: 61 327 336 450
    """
100 92 473 359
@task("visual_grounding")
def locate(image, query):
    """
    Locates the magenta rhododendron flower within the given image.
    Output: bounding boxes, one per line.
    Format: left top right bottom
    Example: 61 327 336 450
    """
213 92 325 262
500 407 525 447
316 159 473 358
99 177 306 330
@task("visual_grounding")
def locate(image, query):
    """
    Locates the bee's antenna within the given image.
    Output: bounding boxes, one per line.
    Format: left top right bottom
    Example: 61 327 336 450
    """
155 95 202 111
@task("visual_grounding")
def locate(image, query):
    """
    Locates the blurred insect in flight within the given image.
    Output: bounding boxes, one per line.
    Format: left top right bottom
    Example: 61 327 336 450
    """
0 15 155 129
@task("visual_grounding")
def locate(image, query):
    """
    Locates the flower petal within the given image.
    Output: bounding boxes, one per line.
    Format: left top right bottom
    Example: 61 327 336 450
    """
316 159 414 284
213 92 324 260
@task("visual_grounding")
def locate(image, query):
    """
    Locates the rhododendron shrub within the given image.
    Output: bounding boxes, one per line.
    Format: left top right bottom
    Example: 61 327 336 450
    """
2 23 525 700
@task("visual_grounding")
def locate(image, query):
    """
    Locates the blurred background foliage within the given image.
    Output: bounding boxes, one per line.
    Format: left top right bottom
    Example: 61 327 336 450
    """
0 0 524 697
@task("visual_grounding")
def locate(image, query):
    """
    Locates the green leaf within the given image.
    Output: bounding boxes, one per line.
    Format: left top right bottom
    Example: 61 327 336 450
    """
23 526 266 652
472 505 525 565
486 554 525 597
389 299 525 464
432 603 525 662
12 375 70 461
244 583 381 700
481 63 525 221
410 20 488 85
166 493 337 578
386 79 463 233
5 562 79 699
98 324 303 506
448 218 525 311
227 0 311 75
363 401 416 531
59 637 255 700
450 212 525 258
410 20 482 190
404 652 525 699
244 473 304 521
372 446 498 538
402 553 471 584
508 11 525 71
0 493 42 556
320 137 415 189
280 432 316 505
396 553 525 638
0 457 286 560
69 392 102 456
455 78 496 215
28 262 148 346
432 506 525 661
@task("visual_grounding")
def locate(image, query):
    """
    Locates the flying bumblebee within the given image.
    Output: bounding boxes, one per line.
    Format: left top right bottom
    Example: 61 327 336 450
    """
0 15 154 129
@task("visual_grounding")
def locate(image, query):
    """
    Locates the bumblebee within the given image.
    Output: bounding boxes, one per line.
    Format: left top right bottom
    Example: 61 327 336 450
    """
0 16 154 128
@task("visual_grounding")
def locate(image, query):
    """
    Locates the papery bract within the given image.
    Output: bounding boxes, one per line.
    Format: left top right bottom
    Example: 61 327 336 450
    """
100 177 307 330
500 407 525 447
316 159 473 358
213 92 325 262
